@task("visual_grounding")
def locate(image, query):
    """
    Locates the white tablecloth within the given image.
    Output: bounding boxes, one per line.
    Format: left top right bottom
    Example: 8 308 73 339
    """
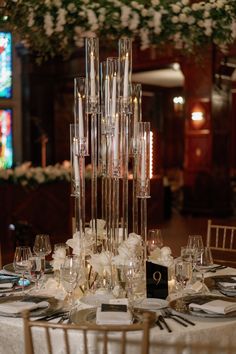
0 267 236 354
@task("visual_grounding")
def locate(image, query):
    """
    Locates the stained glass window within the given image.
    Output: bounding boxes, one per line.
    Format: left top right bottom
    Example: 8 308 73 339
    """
0 109 13 168
0 32 12 99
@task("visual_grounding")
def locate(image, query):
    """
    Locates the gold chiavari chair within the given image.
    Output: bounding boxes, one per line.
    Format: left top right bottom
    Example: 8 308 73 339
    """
150 340 236 354
22 310 151 354
206 219 236 267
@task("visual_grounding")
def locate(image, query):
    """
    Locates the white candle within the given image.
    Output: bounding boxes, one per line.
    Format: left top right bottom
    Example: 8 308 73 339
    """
114 114 119 166
105 75 109 117
73 139 79 185
133 97 138 148
123 53 129 99
78 93 84 139
141 137 146 187
111 73 117 119
90 52 96 98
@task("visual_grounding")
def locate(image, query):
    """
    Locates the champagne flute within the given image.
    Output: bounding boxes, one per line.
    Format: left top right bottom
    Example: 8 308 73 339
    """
175 259 192 310
33 234 52 277
187 235 204 280
195 247 213 293
13 246 32 292
29 255 42 290
60 255 80 306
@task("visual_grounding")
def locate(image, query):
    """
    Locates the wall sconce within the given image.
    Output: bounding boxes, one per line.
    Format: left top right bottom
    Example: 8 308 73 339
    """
191 103 206 128
173 96 184 113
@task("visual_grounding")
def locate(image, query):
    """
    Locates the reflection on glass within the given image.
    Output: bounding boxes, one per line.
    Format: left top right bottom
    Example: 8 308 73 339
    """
0 32 12 99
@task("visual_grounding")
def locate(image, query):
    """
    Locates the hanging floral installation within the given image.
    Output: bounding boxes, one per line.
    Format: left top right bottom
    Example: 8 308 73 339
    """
2 0 236 62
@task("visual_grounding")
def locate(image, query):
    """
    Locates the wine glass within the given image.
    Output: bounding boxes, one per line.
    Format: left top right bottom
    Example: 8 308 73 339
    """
147 229 164 255
33 234 52 275
195 247 213 293
13 246 32 292
60 255 80 306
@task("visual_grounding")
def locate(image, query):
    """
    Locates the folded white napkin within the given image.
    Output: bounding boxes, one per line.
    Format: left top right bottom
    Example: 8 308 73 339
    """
0 300 49 314
219 282 236 289
96 306 132 325
189 299 236 315
0 283 14 289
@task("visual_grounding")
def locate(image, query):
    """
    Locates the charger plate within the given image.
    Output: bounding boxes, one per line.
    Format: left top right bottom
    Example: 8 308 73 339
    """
3 262 53 275
0 295 62 318
70 307 156 327
205 275 236 297
169 294 236 318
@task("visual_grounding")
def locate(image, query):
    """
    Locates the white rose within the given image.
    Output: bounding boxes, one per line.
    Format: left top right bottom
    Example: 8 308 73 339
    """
171 16 179 24
172 4 181 14
187 16 195 25
181 0 189 5
192 3 200 11
151 0 160 6
179 13 187 23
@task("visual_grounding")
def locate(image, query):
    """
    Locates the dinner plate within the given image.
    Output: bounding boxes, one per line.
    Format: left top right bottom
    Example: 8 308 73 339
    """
134 298 168 311
70 307 156 326
169 294 236 318
0 295 62 318
3 262 53 275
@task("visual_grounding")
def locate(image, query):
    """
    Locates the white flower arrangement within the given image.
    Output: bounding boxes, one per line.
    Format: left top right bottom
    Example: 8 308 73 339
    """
112 232 144 267
149 246 174 267
0 161 71 187
3 0 236 62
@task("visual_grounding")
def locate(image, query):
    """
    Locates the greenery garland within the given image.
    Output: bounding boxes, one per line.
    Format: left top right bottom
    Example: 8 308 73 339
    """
2 0 236 62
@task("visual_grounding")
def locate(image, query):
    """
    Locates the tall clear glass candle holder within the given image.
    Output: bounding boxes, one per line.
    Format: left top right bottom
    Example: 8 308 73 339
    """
85 37 99 112
74 77 89 156
119 38 132 112
136 122 150 199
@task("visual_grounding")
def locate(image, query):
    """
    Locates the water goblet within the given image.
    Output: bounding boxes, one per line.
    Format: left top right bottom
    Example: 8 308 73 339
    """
13 246 32 292
187 235 204 280
195 247 213 293
147 229 164 256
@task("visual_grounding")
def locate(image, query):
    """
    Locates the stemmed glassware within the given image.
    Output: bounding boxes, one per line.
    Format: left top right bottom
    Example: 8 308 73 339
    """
195 247 213 293
33 234 52 277
60 255 80 305
175 259 193 310
13 246 32 292
187 235 204 281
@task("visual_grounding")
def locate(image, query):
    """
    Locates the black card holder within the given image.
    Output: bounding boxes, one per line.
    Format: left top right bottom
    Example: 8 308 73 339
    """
101 304 127 312
146 261 168 299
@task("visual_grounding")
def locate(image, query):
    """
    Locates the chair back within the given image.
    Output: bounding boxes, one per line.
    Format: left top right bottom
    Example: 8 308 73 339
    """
22 310 151 354
150 340 236 354
206 219 236 266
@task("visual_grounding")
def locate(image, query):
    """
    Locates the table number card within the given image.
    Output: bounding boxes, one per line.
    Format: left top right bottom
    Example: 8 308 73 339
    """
146 261 168 299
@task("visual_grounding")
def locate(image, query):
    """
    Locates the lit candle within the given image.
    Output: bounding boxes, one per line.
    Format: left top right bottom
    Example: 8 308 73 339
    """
114 114 119 166
78 93 84 139
141 137 146 187
123 53 129 99
105 75 109 118
133 97 138 148
90 51 96 98
111 73 117 119
73 139 79 185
